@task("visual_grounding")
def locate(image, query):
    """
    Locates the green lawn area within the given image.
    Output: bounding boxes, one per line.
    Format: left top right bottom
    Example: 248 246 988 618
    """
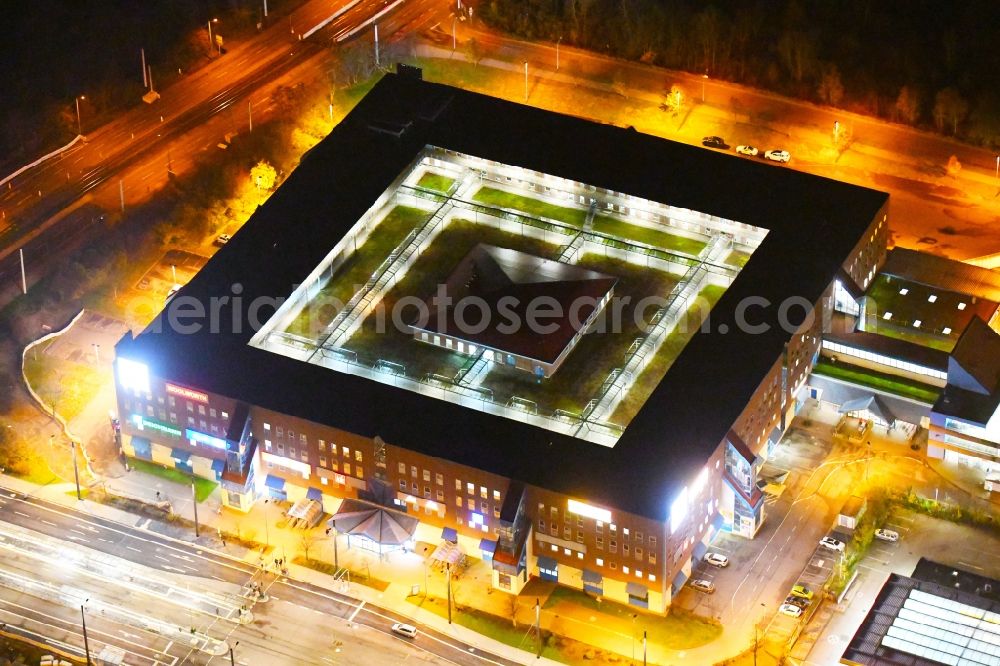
612 284 727 424
543 586 722 650
23 340 107 423
128 458 218 502
473 186 588 227
480 253 678 419
590 216 708 256
284 206 431 338
406 595 567 662
724 249 752 268
344 219 561 378
416 172 456 193
812 359 941 403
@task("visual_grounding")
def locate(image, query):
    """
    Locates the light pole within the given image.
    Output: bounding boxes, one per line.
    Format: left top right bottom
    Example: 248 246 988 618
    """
54 436 83 500
701 73 708 103
208 18 219 54
263 498 271 549
446 562 453 624
91 343 100 364
523 61 529 102
452 16 457 51
75 95 85 135
229 640 239 666
81 600 91 665
995 155 998 183
556 37 561 71
643 629 647 666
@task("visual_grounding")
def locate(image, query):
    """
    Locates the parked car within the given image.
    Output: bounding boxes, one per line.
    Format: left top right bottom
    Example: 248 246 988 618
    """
704 552 730 568
789 584 814 600
875 528 899 542
735 145 759 156
215 233 232 246
702 136 729 149
764 149 791 163
779 603 804 618
690 579 716 594
391 623 418 638
784 595 810 610
819 536 846 552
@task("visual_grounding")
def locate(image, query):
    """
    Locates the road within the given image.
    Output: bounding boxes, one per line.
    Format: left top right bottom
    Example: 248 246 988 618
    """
0 0 445 298
0 484 524 665
456 23 1000 261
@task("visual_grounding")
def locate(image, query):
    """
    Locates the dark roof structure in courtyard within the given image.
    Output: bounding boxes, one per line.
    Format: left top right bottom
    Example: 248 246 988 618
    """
117 69 888 522
413 244 617 364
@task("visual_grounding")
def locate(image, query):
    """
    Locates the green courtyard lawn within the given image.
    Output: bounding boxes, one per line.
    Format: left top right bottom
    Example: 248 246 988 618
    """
812 359 941 403
590 216 708 256
284 206 431 338
612 284 727 424
473 186 588 227
724 249 752 268
543 586 722 650
343 219 561 378
480 253 679 418
23 339 106 423
416 172 456 193
128 458 218 502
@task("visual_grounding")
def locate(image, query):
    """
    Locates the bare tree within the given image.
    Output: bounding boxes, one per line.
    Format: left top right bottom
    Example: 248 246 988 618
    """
660 84 686 115
895 86 921 124
299 532 319 562
817 65 844 106
933 88 968 135
777 31 815 84
464 37 483 67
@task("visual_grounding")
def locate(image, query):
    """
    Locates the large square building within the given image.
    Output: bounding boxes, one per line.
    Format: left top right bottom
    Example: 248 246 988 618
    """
114 69 889 612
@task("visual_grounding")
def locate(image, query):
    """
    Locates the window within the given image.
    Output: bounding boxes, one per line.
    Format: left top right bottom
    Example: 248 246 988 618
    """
596 558 604 567
649 574 656 582
610 540 617 553
539 519 546 531
436 473 444 485
899 288 909 295
289 447 296 458
596 537 603 549
412 482 418 493
563 526 571 539
423 469 430 482
494 506 501 518
343 463 351 475
623 528 630 537
300 433 307 444
198 405 206 415
356 466 363 479
355 450 362 462
187 402 194 412
943 327 952 335
424 486 431 497
455 479 462 490
883 311 893 320
398 462 405 474
399 480 407 491
623 566 630 575
577 516 584 527
319 457 327 467
958 302 967 310
913 319 922 328
168 396 176 407
610 523 616 532
649 553 656 564
411 466 417 478
277 443 284 453
636 547 643 558
456 497 462 507
576 531 584 543
288 430 294 440
636 532 643 543
209 408 217 418
264 423 271 431
221 411 228 419
276 427 283 437
467 483 475 495
564 548 571 556
300 450 308 463
610 562 617 570
467 499 475 510
927 294 937 303
493 489 500 501
436 489 444 501
480 486 487 499
624 544 630 554
481 501 488 512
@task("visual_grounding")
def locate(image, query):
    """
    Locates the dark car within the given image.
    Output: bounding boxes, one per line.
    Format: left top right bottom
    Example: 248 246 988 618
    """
702 136 728 149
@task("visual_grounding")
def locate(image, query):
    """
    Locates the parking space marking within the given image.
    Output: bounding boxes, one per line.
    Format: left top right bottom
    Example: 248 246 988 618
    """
957 561 984 571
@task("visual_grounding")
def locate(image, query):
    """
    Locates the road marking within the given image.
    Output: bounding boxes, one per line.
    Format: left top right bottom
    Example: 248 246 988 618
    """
347 601 365 622
40 520 57 527
155 555 170 562
69 529 86 535
13 511 29 518
127 546 142 552
957 561 984 571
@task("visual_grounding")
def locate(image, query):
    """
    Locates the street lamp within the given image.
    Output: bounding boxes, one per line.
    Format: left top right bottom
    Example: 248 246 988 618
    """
701 73 708 103
75 95 86 135
208 18 220 54
81 598 92 665
556 36 562 71
229 640 239 666
53 435 82 500
523 61 529 102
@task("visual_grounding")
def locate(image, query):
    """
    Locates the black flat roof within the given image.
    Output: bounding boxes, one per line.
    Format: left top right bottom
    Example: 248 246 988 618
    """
118 71 887 521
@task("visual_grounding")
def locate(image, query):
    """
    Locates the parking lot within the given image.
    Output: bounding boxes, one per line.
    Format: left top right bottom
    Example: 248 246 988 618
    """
804 509 1000 665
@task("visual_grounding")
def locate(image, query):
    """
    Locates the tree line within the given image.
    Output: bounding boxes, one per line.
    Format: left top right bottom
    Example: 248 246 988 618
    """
478 0 1000 146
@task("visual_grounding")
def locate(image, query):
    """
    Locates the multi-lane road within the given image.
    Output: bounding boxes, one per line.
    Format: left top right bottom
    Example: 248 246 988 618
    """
0 0 445 301
0 484 524 665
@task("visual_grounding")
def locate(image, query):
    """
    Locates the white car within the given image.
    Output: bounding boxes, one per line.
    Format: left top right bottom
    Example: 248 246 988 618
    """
779 603 803 618
215 233 231 246
875 528 899 542
764 149 790 163
391 623 417 638
819 536 846 552
736 145 759 156
704 552 729 568
690 579 716 594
